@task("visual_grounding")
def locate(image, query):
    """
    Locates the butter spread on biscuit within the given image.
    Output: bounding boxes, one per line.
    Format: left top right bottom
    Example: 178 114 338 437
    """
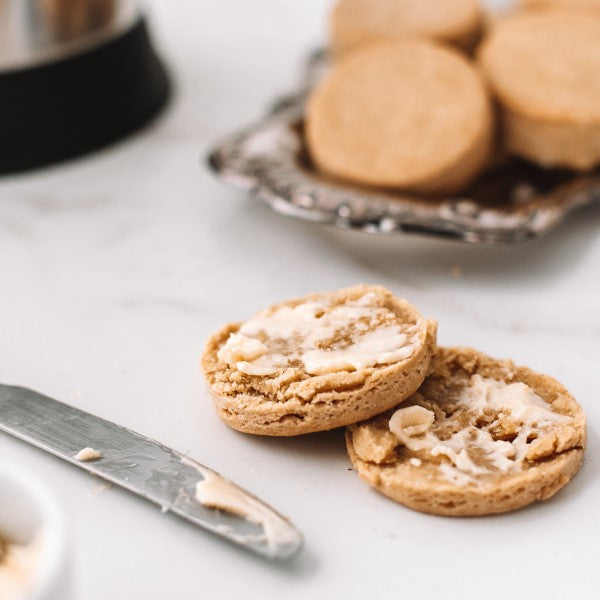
389 375 573 485
217 293 424 376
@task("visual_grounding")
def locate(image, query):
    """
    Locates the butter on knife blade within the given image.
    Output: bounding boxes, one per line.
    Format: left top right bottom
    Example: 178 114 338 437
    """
0 384 303 560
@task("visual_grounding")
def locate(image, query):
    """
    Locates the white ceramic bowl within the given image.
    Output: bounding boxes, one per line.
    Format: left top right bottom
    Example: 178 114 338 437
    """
0 466 70 600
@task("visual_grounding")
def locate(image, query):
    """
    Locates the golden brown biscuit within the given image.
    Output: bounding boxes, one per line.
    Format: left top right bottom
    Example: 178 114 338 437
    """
331 0 483 55
478 10 600 170
520 0 600 12
346 347 586 516
202 285 437 436
306 40 493 195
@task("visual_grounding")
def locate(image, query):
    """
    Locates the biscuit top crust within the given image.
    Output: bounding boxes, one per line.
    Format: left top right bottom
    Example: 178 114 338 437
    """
217 289 426 377
479 10 600 122
387 375 577 486
332 0 481 49
306 40 491 188
521 0 600 11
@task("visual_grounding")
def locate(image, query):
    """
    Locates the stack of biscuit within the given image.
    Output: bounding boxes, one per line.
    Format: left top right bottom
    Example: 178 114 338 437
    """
305 0 600 196
202 286 586 516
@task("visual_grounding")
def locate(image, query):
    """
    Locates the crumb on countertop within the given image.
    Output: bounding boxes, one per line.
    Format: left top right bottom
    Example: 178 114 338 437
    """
449 264 464 279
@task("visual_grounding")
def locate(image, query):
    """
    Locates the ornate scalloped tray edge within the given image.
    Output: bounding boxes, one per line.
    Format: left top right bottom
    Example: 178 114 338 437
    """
206 51 600 244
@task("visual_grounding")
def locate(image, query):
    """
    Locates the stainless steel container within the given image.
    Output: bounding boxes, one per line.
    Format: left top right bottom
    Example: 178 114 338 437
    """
0 0 170 174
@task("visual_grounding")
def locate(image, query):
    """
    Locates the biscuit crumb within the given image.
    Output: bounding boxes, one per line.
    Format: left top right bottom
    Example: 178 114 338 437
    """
449 264 464 279
89 478 112 497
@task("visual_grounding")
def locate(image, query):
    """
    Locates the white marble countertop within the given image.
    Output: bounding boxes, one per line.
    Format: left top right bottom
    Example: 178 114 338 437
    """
0 1 599 598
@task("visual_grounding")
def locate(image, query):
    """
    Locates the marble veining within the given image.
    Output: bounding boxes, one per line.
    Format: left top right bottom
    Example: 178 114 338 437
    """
0 1 598 599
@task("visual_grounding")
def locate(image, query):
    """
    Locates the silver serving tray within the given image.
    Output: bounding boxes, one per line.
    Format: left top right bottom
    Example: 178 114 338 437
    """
207 50 600 244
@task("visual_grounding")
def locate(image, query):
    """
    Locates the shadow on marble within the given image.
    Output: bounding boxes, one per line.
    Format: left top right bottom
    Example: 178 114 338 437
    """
240 427 348 466
228 405 596 524
150 494 320 578
310 201 600 287
212 191 599 293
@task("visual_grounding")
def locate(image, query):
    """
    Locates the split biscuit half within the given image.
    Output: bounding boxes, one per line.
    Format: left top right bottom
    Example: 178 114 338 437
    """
330 0 483 56
202 285 437 436
306 40 494 195
346 346 586 516
478 9 600 170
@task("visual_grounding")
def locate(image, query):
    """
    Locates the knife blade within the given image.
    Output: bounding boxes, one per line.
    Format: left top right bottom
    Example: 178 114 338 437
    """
0 384 303 560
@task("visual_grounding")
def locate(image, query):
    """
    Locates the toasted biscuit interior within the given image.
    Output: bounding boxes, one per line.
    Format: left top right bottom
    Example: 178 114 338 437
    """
347 348 586 515
202 285 437 435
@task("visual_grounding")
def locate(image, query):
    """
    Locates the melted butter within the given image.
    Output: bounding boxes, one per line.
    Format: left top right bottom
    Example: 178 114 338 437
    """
303 326 416 375
389 375 573 486
437 462 473 486
218 293 425 376
461 376 570 429
217 334 267 364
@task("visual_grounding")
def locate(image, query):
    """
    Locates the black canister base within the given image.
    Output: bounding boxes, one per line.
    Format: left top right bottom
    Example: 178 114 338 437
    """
0 16 170 175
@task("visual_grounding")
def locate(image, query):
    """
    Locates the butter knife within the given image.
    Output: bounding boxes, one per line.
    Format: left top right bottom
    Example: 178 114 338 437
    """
0 384 303 560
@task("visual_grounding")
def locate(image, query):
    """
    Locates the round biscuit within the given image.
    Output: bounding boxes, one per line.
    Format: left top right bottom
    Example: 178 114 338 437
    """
346 346 586 516
331 0 482 55
478 9 600 170
306 40 493 194
202 285 437 436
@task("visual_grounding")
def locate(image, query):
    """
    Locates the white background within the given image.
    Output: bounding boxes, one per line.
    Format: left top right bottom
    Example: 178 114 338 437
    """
0 1 599 598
